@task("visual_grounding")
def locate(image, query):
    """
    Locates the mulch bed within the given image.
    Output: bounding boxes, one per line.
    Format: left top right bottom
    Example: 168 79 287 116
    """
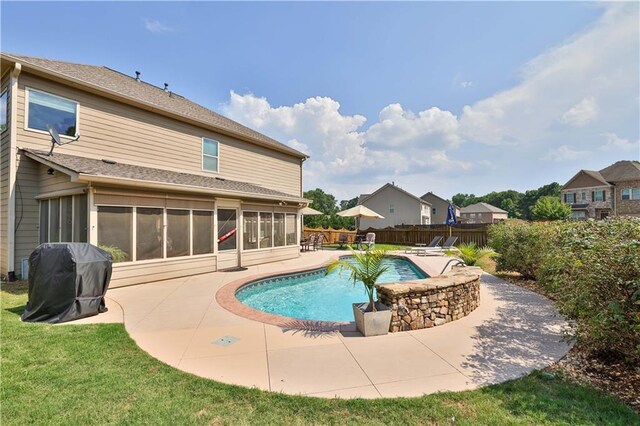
500 274 639 411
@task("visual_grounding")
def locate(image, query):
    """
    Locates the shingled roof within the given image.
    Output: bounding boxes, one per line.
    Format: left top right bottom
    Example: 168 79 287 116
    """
599 160 640 182
2 53 307 159
460 202 508 214
24 149 305 202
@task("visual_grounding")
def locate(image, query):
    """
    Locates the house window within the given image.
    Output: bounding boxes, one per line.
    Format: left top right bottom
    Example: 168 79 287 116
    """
167 209 190 258
389 204 395 213
27 88 78 137
97 206 133 262
0 90 7 133
565 193 575 203
202 138 219 172
432 207 436 215
593 190 605 202
622 188 640 200
193 211 214 255
572 210 587 220
581 192 587 201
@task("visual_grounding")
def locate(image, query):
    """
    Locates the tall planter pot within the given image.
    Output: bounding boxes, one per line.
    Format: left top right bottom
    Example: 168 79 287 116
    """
352 301 392 336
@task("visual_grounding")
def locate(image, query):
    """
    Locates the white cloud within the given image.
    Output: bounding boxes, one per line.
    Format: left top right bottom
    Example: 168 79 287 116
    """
543 145 590 162
601 133 639 152
460 81 473 88
143 18 173 34
560 96 599 127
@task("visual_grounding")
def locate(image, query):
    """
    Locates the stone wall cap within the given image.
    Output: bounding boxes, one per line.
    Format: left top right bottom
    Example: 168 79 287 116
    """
377 266 482 296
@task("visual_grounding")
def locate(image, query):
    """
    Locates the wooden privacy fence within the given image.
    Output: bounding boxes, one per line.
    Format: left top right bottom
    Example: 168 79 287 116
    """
360 225 489 247
303 227 357 244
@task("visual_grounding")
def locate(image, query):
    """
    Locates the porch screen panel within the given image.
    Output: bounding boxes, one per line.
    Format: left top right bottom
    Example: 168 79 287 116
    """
243 212 258 250
39 201 49 244
167 209 190 258
193 211 214 255
73 194 88 242
136 208 163 260
49 199 60 242
60 196 73 242
217 209 237 251
273 213 285 247
285 213 297 245
97 206 132 262
260 213 273 248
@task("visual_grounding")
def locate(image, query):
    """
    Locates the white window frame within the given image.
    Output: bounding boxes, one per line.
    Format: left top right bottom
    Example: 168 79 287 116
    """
202 137 220 173
0 89 8 134
622 188 640 200
25 87 80 139
593 190 605 202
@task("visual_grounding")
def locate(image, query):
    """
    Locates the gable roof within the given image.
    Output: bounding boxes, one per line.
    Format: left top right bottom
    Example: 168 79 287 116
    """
460 202 508 214
599 160 640 182
23 149 306 203
2 53 307 159
359 183 430 206
420 191 459 208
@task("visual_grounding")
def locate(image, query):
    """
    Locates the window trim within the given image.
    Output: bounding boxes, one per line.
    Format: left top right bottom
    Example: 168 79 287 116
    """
25 87 80 139
201 137 220 173
0 89 8 134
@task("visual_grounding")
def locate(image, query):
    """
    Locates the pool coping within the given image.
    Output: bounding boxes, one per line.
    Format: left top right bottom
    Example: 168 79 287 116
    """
215 253 430 332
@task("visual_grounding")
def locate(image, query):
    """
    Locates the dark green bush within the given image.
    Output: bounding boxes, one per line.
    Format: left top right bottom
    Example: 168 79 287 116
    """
487 220 557 279
489 218 640 363
537 218 640 362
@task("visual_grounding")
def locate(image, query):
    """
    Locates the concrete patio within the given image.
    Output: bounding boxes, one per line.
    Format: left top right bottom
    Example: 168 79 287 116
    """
73 250 572 399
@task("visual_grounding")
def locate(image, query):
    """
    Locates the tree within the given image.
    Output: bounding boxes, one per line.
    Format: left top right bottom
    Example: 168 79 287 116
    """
452 193 478 207
531 196 571 221
500 198 521 219
303 188 355 230
340 197 358 211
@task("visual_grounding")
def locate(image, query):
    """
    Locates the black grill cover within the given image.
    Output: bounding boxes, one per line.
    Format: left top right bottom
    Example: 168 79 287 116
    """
21 243 112 323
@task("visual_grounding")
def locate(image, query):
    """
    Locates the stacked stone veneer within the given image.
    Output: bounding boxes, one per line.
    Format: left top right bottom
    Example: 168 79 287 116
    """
377 266 482 332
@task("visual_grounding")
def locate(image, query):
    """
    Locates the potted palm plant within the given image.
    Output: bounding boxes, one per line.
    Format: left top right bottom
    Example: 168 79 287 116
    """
326 249 393 336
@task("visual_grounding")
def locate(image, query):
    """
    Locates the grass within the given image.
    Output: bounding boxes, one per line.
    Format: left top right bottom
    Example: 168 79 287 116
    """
2 283 638 425
322 243 408 251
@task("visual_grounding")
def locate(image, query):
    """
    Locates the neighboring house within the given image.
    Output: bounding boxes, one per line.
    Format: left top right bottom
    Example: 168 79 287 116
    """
358 183 431 229
0 53 309 285
420 192 460 224
561 160 640 220
460 203 508 223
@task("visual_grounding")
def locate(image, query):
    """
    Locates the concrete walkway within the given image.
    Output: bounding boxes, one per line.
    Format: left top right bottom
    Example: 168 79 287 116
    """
73 250 572 399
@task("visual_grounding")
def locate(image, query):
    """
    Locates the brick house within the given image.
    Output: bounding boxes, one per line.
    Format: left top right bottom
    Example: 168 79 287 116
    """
561 160 640 219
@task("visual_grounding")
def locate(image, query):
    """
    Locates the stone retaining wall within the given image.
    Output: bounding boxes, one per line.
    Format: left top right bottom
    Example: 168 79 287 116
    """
377 266 482 332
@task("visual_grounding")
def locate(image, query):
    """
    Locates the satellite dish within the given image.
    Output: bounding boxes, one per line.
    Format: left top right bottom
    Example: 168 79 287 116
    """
47 125 80 156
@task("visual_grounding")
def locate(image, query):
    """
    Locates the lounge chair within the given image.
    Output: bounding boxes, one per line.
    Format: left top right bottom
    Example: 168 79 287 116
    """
404 236 443 254
416 236 459 256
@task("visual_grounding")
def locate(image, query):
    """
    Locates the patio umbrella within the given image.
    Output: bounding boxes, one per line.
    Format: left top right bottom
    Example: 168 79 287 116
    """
300 206 324 241
337 205 385 236
445 201 458 237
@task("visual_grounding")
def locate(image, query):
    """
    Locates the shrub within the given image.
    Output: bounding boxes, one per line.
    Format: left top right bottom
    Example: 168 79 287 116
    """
531 196 572 221
98 245 128 263
487 220 557 279
447 242 496 267
537 218 640 362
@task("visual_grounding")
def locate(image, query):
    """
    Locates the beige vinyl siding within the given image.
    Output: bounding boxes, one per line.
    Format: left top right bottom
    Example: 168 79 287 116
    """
13 155 40 275
110 255 216 288
15 73 301 196
242 246 299 267
38 164 86 194
360 186 423 229
0 74 9 276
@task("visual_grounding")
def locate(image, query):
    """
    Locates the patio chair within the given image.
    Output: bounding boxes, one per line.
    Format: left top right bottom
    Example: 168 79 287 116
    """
364 232 375 250
404 236 443 254
337 233 349 249
301 234 316 252
313 233 327 251
416 236 459 256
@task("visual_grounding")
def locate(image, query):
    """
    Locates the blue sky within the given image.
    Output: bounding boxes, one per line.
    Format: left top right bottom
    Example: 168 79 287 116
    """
2 2 639 200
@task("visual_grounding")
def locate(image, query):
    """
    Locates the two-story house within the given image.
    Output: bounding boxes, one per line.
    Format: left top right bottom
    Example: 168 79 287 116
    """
0 53 309 286
358 183 431 229
419 192 460 224
459 202 508 223
561 160 640 219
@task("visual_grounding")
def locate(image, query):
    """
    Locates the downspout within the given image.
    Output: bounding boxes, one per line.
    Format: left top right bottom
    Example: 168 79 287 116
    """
7 62 21 281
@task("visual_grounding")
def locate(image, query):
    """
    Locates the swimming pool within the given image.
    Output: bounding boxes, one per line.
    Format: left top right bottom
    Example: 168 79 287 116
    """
236 256 428 322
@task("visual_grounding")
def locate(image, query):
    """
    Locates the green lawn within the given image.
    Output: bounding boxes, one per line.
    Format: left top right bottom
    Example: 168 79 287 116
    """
2 284 637 425
322 243 409 251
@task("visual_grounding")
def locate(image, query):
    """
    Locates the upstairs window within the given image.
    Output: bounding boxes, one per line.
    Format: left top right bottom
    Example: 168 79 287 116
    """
27 89 78 137
593 190 605 202
432 207 437 215
389 204 395 213
564 193 576 204
202 138 219 172
0 90 7 133
581 192 587 201
622 188 640 200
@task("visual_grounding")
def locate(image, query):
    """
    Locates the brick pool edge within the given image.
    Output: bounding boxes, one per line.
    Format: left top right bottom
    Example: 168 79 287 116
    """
377 266 482 332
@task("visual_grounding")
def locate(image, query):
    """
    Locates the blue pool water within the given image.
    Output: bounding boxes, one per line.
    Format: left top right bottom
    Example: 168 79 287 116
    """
236 256 427 322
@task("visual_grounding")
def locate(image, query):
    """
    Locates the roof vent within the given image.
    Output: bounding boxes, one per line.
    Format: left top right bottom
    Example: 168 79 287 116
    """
102 159 117 165
215 177 226 181
164 83 169 92
135 71 141 82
